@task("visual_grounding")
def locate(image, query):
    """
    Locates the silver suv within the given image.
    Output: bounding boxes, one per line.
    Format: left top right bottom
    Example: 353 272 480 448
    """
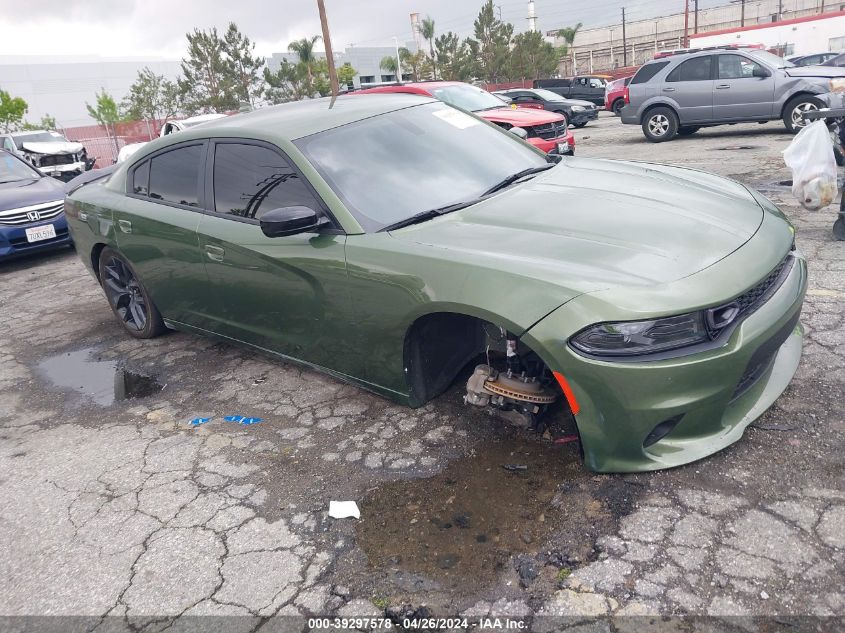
621 47 845 142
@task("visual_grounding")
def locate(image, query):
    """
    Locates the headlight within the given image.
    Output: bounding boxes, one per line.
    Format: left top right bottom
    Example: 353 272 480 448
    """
570 312 709 357
571 105 586 112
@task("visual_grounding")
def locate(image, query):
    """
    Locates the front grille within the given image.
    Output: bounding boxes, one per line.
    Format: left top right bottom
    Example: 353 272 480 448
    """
734 255 793 318
0 201 64 226
9 227 69 248
39 154 75 167
530 121 567 139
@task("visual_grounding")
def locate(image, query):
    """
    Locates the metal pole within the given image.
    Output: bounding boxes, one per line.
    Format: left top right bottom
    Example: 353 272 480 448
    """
741 0 746 26
393 36 402 82
694 0 699 33
622 7 628 66
683 0 690 48
777 0 783 20
317 0 339 107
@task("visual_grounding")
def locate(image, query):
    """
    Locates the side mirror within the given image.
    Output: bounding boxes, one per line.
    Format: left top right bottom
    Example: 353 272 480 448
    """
752 66 771 78
259 206 328 238
509 126 529 140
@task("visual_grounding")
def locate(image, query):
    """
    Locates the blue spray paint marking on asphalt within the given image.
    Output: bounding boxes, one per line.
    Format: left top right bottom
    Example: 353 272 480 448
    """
223 415 264 425
190 417 211 426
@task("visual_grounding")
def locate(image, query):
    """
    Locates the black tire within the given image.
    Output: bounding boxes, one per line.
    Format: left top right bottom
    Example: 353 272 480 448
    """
98 247 166 339
833 217 845 241
678 126 700 136
611 99 625 116
573 121 588 128
642 106 679 142
783 95 823 134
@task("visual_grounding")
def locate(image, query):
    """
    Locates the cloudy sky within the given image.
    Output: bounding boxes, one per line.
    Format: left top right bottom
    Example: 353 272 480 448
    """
0 0 727 61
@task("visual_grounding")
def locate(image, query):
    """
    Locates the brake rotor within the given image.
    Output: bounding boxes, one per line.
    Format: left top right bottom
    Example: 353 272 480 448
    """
483 373 557 404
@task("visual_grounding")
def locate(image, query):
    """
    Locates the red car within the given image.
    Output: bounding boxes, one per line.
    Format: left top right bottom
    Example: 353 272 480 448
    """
604 76 632 115
356 81 575 155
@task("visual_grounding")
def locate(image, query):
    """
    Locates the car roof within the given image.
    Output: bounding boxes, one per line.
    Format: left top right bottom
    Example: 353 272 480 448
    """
10 130 50 137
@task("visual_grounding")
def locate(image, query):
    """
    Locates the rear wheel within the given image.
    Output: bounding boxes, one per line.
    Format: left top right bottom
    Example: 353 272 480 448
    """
678 126 700 136
98 247 166 339
642 107 679 142
612 99 625 116
783 95 823 133
834 217 845 241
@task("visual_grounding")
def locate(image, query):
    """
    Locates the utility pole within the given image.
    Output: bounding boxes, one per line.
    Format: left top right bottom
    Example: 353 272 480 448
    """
741 0 745 26
694 0 699 33
683 0 690 48
316 0 339 107
777 0 783 20
622 7 628 66
392 36 402 82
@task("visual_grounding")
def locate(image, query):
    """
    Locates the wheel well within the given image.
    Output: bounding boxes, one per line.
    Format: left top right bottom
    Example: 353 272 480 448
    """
611 97 625 108
403 312 487 407
90 243 108 282
641 102 677 123
780 92 821 118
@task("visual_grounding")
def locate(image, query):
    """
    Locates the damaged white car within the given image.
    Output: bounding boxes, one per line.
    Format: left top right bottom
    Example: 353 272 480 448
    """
0 130 93 181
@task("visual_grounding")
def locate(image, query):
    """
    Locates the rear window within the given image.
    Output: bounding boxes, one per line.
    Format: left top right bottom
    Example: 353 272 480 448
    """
667 56 714 82
148 144 202 207
631 62 669 84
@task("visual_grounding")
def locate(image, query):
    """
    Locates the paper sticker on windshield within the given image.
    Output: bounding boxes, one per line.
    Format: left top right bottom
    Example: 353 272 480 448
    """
432 108 480 129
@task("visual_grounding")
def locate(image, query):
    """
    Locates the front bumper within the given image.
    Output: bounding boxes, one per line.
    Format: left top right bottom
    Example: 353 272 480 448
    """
530 135 575 156
0 214 72 260
524 251 808 473
36 161 86 182
570 109 599 125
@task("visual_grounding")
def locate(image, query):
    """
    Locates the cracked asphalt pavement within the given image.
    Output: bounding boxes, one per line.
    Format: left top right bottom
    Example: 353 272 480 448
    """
1 114 843 630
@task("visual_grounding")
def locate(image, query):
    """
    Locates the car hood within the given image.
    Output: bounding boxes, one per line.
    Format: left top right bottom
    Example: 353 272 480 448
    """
783 65 845 78
0 176 65 211
391 158 764 293
21 141 83 155
475 106 565 126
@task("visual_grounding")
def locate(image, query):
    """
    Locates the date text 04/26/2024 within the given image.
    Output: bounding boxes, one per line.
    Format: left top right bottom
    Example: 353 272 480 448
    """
307 617 527 629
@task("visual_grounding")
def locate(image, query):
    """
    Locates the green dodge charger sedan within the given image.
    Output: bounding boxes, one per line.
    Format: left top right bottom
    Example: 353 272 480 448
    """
65 94 807 473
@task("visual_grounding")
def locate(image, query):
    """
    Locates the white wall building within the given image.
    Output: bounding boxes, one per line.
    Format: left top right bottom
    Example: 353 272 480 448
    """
0 56 181 128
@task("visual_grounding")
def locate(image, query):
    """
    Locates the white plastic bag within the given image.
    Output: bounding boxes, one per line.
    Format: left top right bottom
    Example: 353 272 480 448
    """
783 119 838 211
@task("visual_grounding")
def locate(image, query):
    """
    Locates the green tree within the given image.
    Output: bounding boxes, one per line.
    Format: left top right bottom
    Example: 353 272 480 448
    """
289 36 322 86
435 32 473 81
0 89 28 132
420 16 437 80
222 22 265 107
379 55 398 76
123 67 181 124
472 0 513 82
263 58 309 104
86 88 122 153
400 48 428 81
555 22 582 68
337 62 357 89
21 114 58 131
510 31 560 80
179 27 238 114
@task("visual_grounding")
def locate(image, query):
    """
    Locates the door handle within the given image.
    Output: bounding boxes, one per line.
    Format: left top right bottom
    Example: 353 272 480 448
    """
117 219 132 234
716 84 731 89
662 87 675 92
204 245 225 262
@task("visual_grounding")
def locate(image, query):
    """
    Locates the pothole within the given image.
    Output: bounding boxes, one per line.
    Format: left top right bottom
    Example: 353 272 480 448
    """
714 145 760 151
355 435 623 595
38 349 163 406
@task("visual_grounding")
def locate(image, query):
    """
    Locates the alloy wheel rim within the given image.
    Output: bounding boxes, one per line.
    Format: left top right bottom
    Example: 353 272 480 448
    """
648 114 669 136
792 102 818 127
103 257 147 331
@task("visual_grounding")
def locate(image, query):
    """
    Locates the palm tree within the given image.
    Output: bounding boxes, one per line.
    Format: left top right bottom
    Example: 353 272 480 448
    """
420 16 437 79
555 23 582 73
379 55 398 78
289 35 322 83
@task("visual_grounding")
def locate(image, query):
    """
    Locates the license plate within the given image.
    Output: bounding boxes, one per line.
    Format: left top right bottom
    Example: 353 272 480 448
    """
557 142 570 153
25 224 56 243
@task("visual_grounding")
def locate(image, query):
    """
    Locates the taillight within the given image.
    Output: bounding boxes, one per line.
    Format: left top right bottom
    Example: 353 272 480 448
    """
624 86 630 104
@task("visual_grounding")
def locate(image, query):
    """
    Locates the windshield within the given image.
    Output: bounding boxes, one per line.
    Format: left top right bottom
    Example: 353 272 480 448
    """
11 131 68 148
532 88 567 102
295 102 548 232
428 84 507 112
748 49 794 68
0 152 41 182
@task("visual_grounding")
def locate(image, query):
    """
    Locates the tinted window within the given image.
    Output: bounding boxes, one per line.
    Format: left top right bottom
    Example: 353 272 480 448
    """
132 160 150 196
667 56 713 82
148 145 202 206
213 143 320 220
631 61 669 84
718 54 763 79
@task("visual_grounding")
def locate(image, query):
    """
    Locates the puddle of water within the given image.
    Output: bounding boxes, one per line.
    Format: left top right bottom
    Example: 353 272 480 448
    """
356 436 613 592
38 349 162 406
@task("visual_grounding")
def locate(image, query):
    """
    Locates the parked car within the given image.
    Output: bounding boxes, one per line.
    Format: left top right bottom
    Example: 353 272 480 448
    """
66 94 806 473
0 149 71 260
622 47 845 142
821 52 845 67
605 76 633 115
533 76 608 106
0 130 93 181
117 113 229 164
357 82 574 155
789 52 839 66
493 88 599 127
